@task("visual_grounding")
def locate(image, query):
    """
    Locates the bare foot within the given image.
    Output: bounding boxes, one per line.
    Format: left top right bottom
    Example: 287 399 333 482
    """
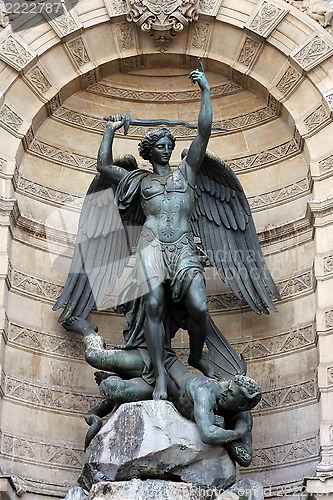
188 356 216 378
94 371 111 386
153 375 168 400
62 316 98 336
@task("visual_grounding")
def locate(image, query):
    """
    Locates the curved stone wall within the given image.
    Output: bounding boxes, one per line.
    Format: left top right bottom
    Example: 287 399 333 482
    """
0 0 333 497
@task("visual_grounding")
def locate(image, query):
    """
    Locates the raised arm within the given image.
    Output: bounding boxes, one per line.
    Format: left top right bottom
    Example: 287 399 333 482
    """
97 115 129 185
186 61 213 182
190 381 246 445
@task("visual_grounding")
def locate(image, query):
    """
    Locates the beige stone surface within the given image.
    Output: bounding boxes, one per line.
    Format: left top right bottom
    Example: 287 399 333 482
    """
0 0 333 497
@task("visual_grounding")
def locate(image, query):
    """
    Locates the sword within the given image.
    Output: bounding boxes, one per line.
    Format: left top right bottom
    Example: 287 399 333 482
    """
103 109 228 135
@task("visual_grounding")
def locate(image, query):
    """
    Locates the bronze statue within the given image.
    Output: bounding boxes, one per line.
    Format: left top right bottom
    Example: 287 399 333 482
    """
53 59 280 401
64 316 261 468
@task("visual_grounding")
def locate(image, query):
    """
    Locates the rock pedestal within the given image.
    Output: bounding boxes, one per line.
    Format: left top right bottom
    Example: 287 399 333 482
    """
64 401 264 500
83 400 236 490
65 478 263 500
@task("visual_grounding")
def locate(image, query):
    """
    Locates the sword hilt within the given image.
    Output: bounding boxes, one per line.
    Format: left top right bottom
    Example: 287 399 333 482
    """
124 109 131 136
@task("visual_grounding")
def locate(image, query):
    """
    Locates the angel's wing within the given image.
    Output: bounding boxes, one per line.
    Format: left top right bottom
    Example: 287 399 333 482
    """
53 159 145 323
191 151 280 315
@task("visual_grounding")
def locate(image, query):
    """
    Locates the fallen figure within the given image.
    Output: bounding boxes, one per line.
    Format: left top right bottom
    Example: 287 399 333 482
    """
64 316 261 470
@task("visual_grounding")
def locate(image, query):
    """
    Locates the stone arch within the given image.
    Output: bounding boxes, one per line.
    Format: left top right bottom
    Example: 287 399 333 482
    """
0 0 333 497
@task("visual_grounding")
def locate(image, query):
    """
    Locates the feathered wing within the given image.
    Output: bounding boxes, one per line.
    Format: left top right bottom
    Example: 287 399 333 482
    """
191 151 281 315
53 165 146 323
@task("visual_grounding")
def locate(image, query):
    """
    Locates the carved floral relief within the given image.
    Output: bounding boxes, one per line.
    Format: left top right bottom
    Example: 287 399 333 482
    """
125 0 200 51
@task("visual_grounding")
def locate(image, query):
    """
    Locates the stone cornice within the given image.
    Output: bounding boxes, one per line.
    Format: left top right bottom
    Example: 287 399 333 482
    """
12 168 311 215
51 98 279 137
27 133 302 174
6 264 316 312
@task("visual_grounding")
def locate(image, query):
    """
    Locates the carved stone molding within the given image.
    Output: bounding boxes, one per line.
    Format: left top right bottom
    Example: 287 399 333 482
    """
7 198 312 256
278 269 315 301
86 79 242 102
250 436 319 470
237 37 262 69
29 139 96 171
81 69 98 89
248 176 311 212
324 89 333 112
323 254 333 275
65 37 90 68
303 104 331 136
308 196 333 221
319 154 333 174
42 2 80 37
49 93 62 113
125 0 199 52
4 375 101 415
15 171 310 215
207 269 315 312
233 323 316 361
8 322 85 360
229 135 302 174
24 65 52 95
115 21 135 50
291 34 333 71
256 379 317 414
104 0 128 17
0 156 7 171
1 431 83 471
14 170 83 210
275 65 303 98
247 0 288 38
9 267 64 304
198 0 222 17
0 102 23 135
7 264 314 312
191 21 210 50
325 309 333 329
51 99 279 137
0 33 36 70
28 134 302 175
327 366 333 385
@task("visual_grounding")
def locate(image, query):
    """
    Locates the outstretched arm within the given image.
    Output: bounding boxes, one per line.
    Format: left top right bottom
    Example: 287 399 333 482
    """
97 115 129 184
186 61 213 183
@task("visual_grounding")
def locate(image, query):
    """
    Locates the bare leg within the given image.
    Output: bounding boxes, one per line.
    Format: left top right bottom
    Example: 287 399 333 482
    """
99 375 153 402
185 274 215 378
63 317 145 377
143 285 168 400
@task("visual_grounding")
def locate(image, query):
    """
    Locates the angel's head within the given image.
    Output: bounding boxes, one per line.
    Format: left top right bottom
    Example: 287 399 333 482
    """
217 374 261 413
138 128 176 164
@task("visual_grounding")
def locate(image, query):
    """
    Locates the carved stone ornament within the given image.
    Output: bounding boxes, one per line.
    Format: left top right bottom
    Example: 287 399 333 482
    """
125 0 200 51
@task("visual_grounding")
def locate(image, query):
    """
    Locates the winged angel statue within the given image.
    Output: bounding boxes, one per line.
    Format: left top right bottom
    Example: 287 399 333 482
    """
54 61 280 401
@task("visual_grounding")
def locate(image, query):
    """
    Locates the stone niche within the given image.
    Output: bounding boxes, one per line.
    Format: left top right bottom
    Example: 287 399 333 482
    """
0 0 333 499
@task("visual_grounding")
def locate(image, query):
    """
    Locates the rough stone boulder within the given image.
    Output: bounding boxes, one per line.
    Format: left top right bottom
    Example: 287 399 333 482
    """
84 400 236 490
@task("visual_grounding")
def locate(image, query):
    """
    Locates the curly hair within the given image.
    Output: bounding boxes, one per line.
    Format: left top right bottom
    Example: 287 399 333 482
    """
138 128 176 161
234 374 262 408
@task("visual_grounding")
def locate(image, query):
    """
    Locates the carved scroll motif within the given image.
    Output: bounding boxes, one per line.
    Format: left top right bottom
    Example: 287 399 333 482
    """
126 0 200 51
291 34 333 71
247 0 288 38
0 33 35 70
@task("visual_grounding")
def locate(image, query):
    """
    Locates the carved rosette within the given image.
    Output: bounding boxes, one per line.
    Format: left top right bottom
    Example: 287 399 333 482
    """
126 0 199 51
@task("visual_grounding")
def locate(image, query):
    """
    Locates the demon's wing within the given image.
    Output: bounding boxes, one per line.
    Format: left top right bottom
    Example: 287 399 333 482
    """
191 151 280 315
53 163 146 323
203 315 247 379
